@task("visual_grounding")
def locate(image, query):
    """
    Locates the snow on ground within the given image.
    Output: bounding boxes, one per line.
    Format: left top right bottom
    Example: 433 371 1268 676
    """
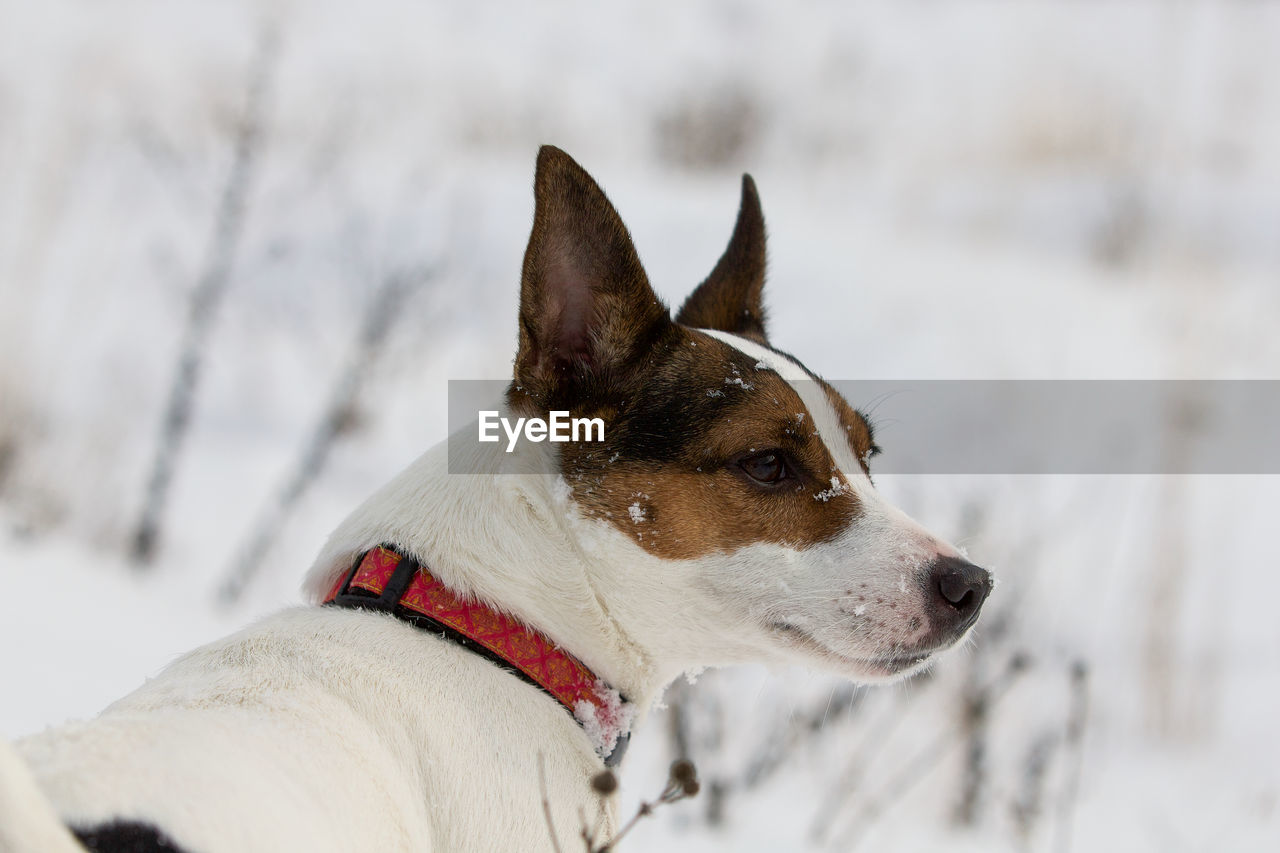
2 1 1278 850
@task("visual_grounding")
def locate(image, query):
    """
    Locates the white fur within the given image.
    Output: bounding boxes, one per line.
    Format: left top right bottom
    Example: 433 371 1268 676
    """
3 341 972 851
9 606 608 852
0 739 83 852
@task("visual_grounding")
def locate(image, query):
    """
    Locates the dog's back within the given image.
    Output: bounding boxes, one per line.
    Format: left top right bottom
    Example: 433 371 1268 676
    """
9 604 617 852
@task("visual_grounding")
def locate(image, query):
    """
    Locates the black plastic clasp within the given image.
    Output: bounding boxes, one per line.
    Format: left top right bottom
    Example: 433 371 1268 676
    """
328 547 419 614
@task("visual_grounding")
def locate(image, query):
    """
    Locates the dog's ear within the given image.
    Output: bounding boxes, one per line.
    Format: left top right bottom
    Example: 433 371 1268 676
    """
512 146 670 408
675 174 768 343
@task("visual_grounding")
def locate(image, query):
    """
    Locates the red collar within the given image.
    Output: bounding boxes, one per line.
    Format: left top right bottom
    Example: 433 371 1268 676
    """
324 546 632 765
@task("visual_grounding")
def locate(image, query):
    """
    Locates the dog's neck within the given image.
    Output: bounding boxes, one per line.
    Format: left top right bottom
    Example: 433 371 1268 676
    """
305 415 683 715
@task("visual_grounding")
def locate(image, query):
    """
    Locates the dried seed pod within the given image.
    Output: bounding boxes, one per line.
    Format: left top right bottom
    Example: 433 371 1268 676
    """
591 770 619 796
669 759 697 785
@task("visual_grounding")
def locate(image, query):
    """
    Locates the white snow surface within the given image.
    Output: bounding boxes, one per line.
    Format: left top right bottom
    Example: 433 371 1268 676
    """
2 1 1279 850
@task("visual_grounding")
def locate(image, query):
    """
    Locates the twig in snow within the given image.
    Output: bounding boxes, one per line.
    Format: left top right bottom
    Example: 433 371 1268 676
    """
594 760 700 852
809 675 935 844
742 683 864 791
953 652 994 828
216 262 435 604
700 679 866 829
1011 729 1060 848
543 762 698 853
130 24 279 567
832 652 1031 851
538 753 564 853
577 773 612 852
663 679 693 771
1053 660 1089 853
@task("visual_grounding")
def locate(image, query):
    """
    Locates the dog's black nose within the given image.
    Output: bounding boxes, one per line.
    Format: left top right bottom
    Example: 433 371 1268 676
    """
929 555 992 628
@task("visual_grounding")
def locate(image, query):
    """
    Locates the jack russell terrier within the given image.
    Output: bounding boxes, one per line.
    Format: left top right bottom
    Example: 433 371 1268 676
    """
0 146 992 852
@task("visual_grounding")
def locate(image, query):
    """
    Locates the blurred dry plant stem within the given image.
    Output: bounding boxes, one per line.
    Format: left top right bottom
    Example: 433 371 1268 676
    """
827 654 1031 851
216 262 437 604
130 24 279 567
539 756 700 853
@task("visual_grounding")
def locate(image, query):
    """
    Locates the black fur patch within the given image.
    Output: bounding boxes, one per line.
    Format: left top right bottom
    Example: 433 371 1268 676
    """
72 820 191 853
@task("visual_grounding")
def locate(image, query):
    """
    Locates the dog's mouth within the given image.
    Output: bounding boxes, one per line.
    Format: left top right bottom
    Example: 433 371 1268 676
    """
768 622 935 679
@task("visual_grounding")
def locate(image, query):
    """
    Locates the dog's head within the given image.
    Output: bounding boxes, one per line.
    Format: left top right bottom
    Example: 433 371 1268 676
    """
508 146 992 682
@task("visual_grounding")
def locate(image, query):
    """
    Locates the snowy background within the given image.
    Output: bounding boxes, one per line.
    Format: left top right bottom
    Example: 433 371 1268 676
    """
2 1 1278 849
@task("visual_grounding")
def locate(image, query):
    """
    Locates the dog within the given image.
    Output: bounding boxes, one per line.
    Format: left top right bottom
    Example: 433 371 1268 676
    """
0 146 992 852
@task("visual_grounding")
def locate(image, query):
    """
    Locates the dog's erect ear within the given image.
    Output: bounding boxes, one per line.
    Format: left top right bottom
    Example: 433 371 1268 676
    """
512 146 670 408
675 174 768 344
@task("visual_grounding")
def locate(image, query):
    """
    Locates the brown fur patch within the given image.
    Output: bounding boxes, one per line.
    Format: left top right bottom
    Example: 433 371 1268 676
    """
510 146 671 414
674 175 768 343
558 330 861 560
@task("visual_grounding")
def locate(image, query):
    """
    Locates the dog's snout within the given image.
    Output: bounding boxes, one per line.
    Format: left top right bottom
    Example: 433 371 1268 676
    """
929 555 992 626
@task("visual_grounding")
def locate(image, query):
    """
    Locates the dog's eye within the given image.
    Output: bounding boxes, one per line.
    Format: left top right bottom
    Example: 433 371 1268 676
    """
738 451 791 486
